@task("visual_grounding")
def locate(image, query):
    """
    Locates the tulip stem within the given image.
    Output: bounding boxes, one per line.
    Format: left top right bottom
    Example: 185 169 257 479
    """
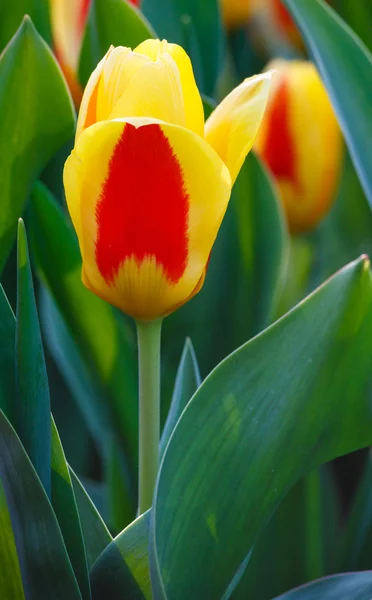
136 318 162 514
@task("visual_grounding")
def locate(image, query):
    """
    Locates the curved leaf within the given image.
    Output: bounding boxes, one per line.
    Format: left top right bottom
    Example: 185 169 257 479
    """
70 468 113 570
150 256 372 599
29 183 137 469
90 511 151 600
274 572 372 600
283 0 372 208
51 420 91 600
160 338 201 458
0 409 82 600
16 220 51 497
0 17 75 271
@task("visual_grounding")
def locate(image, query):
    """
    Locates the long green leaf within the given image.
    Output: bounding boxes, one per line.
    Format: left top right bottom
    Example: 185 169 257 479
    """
29 182 137 467
70 468 113 570
150 256 372 599
0 17 75 271
160 338 201 458
79 0 155 85
274 572 372 600
283 0 372 208
0 285 16 421
51 420 91 600
90 511 151 600
0 481 25 599
0 409 82 600
16 219 51 497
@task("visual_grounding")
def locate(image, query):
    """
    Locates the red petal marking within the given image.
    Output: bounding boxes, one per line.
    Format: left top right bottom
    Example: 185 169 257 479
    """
260 78 298 187
129 0 141 5
78 0 91 35
95 123 189 285
273 0 296 31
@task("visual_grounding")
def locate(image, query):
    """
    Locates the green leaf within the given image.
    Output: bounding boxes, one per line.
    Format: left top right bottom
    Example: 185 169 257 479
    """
51 420 91 600
274 572 372 600
0 286 16 421
150 256 372 599
0 409 82 600
0 481 25 599
164 151 288 378
337 449 372 572
79 0 155 85
70 468 113 570
16 219 51 497
160 338 201 458
0 0 51 50
90 511 151 600
29 182 138 470
283 0 372 208
333 0 372 53
141 0 224 95
0 17 75 272
233 467 340 599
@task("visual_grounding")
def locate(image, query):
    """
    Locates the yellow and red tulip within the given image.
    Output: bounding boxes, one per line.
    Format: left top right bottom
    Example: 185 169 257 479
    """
50 0 141 104
255 60 342 234
64 39 271 320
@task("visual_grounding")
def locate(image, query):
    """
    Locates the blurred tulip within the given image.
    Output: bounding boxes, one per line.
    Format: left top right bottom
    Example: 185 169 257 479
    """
64 39 271 320
220 0 252 30
255 60 342 234
50 0 141 105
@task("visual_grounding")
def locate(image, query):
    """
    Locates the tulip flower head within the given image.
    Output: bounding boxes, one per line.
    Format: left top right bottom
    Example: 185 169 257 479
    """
64 40 271 320
255 60 342 234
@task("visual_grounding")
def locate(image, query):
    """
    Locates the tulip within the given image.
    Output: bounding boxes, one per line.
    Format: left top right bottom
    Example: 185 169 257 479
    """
255 60 342 234
64 39 271 321
220 0 252 30
50 0 141 104
64 39 270 513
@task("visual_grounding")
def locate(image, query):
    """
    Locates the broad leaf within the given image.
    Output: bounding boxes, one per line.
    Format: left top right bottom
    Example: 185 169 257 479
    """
0 17 75 271
274 572 372 600
150 257 372 599
90 510 151 600
283 0 372 208
0 409 82 599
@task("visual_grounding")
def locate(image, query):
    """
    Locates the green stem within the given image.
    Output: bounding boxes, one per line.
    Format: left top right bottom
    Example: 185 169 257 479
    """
136 319 162 514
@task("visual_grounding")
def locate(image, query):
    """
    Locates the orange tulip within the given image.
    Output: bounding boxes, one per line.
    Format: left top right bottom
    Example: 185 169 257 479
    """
50 0 141 104
64 40 271 320
220 0 252 30
255 60 342 234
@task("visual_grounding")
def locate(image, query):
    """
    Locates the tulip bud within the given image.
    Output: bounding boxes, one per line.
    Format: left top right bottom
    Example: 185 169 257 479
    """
64 39 271 320
255 60 342 234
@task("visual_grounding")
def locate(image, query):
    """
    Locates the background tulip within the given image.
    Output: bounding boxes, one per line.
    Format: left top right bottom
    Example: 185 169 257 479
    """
220 0 252 30
64 39 271 321
50 0 141 104
255 59 342 234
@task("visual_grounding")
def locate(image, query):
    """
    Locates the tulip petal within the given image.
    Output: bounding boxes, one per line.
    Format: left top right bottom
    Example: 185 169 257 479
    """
76 47 114 140
134 39 204 136
64 118 231 320
205 72 272 183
